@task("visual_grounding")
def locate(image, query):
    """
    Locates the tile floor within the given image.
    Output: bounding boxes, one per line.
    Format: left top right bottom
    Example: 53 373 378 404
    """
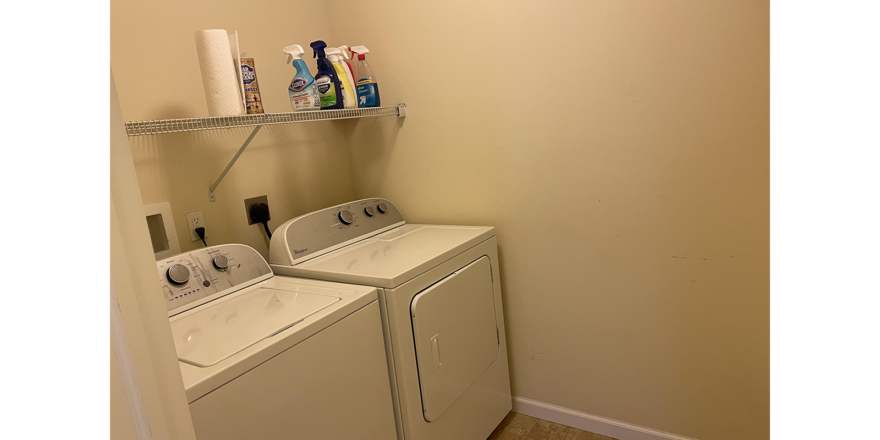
488 412 619 440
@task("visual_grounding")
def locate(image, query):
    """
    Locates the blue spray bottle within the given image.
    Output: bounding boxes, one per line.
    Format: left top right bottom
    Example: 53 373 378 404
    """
350 46 380 107
282 45 320 111
309 40 343 110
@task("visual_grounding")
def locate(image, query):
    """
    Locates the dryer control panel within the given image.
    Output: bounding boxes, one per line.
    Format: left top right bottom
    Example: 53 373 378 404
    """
269 198 405 266
156 244 272 316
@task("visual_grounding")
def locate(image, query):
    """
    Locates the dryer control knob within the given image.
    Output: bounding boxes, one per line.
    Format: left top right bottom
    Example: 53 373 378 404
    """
212 255 229 270
338 210 354 225
377 202 388 214
364 206 376 217
166 264 190 285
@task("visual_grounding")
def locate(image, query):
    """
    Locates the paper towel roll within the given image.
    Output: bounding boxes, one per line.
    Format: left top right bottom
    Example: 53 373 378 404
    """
194 29 246 116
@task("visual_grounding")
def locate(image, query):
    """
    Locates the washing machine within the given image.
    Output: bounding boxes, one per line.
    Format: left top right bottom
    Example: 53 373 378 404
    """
269 199 512 440
156 244 398 440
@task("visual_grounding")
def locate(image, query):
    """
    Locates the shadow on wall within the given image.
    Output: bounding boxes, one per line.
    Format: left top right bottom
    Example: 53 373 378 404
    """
341 114 405 189
149 103 195 121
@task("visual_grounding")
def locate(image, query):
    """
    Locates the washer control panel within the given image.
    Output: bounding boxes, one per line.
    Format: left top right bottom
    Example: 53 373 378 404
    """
271 198 405 266
156 244 272 315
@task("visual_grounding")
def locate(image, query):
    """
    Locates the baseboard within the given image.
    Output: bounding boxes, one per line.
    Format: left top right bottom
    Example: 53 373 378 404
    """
512 397 698 440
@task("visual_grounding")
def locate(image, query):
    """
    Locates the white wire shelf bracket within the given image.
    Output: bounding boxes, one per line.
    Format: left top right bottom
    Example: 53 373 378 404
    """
123 103 407 202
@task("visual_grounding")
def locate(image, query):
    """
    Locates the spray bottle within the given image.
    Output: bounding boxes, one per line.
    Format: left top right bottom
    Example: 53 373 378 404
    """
282 45 320 112
325 47 357 109
336 45 359 107
309 40 343 109
350 46 380 107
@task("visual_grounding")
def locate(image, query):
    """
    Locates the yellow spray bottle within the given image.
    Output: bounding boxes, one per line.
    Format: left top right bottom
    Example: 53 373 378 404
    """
325 47 357 109
336 45 359 108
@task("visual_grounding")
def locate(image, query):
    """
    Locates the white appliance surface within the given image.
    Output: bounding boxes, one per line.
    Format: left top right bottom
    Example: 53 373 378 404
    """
171 286 340 367
411 256 500 422
268 199 512 440
157 244 397 440
275 223 494 288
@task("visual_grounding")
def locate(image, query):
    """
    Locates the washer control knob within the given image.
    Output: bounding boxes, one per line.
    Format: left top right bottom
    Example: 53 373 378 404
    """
364 206 376 217
166 264 190 285
212 255 229 270
377 202 388 214
338 210 354 225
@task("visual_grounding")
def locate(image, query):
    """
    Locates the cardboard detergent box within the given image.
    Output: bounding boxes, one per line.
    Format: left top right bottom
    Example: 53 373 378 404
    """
240 58 264 114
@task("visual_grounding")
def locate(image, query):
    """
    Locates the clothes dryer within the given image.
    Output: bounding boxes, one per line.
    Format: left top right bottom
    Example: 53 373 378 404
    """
269 199 512 440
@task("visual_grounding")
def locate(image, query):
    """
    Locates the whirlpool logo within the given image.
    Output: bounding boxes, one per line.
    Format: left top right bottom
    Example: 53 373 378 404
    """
293 248 308 255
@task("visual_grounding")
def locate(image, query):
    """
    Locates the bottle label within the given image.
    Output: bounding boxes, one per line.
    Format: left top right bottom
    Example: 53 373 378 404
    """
356 83 378 107
315 75 337 108
290 90 317 111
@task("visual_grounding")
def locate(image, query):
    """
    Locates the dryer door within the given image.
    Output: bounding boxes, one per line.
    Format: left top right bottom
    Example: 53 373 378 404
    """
410 256 499 422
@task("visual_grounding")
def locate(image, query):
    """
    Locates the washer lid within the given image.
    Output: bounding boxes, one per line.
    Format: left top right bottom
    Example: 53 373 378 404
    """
277 224 495 288
170 287 340 367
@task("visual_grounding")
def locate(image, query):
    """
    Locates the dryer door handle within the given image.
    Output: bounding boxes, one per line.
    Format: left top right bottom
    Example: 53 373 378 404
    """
431 333 443 373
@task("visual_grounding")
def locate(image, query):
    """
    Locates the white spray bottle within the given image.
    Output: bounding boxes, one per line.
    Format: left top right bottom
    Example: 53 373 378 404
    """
282 44 321 111
325 47 357 109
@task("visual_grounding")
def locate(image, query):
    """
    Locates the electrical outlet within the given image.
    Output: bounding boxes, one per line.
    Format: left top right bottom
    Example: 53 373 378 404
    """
185 211 206 242
244 195 270 225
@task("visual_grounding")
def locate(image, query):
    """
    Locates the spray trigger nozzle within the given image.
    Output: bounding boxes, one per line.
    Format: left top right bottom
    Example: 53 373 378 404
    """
350 46 369 54
309 40 328 59
337 45 350 60
283 44 306 64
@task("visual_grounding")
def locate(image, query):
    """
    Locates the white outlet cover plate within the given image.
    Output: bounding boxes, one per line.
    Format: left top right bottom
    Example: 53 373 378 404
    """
185 211 207 242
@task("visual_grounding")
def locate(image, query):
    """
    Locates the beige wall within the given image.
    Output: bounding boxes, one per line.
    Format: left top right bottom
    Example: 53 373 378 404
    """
112 0 357 259
328 1 769 439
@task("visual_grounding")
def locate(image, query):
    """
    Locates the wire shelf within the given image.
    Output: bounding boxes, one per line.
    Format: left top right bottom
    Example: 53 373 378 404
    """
124 105 403 136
